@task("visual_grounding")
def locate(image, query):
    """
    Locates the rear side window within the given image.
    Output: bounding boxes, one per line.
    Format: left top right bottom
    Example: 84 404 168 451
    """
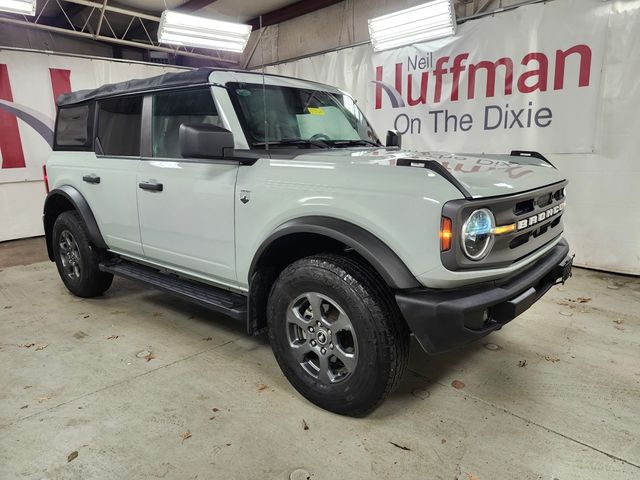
55 105 92 148
152 89 221 158
97 96 142 156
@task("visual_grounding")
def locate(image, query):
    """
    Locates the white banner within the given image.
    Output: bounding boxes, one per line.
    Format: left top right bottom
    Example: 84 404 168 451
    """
265 0 640 276
0 49 184 184
267 0 610 154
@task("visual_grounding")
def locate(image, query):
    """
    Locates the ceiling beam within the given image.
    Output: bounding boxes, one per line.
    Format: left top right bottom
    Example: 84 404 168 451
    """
176 0 220 13
0 15 237 64
46 3 86 29
248 0 344 30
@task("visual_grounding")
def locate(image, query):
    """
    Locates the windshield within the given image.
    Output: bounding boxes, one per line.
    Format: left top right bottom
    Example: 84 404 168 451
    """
227 82 380 149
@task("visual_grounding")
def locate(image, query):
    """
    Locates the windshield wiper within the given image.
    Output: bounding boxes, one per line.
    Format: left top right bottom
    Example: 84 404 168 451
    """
331 140 381 147
253 139 331 149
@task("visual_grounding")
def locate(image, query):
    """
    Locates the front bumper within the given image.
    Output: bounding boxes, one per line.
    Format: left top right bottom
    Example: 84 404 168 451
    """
396 239 572 354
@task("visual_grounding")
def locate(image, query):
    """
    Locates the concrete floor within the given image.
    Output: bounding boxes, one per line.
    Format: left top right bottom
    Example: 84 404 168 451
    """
0 240 638 480
0 236 48 268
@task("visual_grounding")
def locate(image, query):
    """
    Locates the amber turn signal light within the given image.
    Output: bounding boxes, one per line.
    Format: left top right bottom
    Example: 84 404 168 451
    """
492 223 516 235
440 217 452 251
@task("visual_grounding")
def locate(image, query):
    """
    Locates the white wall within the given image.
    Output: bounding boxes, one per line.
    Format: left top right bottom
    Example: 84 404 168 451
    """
0 181 45 242
552 0 640 275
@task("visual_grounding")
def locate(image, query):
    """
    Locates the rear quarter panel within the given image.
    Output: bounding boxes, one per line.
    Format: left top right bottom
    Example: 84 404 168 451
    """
46 151 142 255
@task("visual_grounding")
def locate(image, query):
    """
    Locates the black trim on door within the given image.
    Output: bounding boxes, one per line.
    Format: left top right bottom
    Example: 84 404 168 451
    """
141 95 153 158
82 174 101 184
139 181 163 192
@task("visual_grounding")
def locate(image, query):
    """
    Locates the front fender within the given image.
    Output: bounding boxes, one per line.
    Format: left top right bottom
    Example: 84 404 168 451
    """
249 216 420 290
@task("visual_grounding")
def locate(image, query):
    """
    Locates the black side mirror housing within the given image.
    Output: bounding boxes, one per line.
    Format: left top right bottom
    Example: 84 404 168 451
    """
179 124 234 159
386 130 402 148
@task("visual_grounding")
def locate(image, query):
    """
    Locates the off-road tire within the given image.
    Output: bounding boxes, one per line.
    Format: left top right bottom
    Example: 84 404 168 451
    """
52 211 113 297
267 254 410 416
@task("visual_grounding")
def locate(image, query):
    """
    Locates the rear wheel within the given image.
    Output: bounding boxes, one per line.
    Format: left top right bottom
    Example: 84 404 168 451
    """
52 211 113 297
267 254 409 416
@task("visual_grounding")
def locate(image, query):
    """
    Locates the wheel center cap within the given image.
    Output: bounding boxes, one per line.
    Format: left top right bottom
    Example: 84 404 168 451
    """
316 330 328 345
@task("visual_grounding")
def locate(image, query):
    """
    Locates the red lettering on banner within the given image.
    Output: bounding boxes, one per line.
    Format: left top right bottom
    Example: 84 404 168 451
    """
407 72 428 106
517 53 548 93
375 65 383 109
374 43 593 109
49 68 72 109
394 62 403 96
554 44 591 90
433 56 449 104
449 53 469 102
0 64 26 169
468 58 514 99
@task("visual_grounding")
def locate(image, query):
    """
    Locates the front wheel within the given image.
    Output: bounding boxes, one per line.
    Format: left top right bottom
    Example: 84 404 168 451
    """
267 254 409 416
52 211 113 298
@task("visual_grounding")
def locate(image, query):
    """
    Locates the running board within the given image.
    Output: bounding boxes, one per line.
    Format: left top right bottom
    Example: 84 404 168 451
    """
99 259 247 321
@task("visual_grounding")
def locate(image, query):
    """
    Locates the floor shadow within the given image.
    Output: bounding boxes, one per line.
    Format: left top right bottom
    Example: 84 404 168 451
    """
101 276 269 345
0 236 48 268
375 337 490 418
85 276 494 418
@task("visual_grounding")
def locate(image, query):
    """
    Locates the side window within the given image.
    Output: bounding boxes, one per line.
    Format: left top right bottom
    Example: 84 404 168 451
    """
96 96 142 156
152 89 221 158
55 105 92 148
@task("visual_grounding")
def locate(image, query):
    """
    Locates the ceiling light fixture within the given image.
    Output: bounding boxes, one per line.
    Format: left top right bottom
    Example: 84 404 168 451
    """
158 10 252 53
368 0 456 52
0 0 36 16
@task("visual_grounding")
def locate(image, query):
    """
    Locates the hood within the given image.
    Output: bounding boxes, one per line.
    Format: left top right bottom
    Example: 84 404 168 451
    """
298 148 566 199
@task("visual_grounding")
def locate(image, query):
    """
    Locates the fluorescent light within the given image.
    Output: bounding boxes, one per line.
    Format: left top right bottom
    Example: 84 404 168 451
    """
368 0 456 52
158 10 252 53
0 0 36 16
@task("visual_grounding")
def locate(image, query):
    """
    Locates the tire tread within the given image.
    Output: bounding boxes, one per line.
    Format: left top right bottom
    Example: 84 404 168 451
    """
268 253 409 416
53 210 113 297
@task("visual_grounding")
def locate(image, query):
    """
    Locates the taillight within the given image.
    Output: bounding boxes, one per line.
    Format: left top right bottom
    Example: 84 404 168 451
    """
42 165 49 193
439 216 452 251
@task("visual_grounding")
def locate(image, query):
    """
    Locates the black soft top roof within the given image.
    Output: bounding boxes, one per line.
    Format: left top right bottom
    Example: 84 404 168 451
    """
57 68 215 106
57 67 343 107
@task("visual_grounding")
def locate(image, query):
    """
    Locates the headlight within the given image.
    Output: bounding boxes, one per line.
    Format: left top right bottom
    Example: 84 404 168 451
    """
462 208 495 260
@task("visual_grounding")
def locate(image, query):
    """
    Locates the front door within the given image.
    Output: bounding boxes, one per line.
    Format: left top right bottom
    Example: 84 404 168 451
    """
136 88 238 284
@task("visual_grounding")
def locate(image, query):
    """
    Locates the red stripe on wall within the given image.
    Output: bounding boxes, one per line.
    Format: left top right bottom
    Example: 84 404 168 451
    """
0 64 26 169
49 68 72 109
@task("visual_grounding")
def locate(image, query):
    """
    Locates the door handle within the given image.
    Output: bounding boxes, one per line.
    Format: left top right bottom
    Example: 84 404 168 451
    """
138 181 163 192
82 174 100 184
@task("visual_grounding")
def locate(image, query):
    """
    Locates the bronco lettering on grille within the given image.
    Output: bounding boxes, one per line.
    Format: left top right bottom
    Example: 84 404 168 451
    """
516 201 565 231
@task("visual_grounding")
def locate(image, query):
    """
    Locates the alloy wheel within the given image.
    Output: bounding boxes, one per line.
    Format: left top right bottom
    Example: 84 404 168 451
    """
286 292 358 384
58 230 82 280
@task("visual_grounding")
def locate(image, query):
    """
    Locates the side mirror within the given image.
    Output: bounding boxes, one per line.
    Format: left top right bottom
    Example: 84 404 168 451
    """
179 124 234 159
386 129 402 148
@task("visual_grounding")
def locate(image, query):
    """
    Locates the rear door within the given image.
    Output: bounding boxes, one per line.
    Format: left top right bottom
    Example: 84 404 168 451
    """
136 88 238 284
67 96 143 255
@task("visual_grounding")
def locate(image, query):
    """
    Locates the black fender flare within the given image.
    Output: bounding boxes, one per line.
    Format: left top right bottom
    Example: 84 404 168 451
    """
43 186 108 260
249 216 420 289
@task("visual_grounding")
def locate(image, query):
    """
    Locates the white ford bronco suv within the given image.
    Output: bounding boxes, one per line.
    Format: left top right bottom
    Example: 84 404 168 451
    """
44 68 572 415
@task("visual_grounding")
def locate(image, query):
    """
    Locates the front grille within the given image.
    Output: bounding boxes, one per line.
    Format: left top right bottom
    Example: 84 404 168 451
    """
537 193 553 207
441 181 567 271
509 186 565 251
510 217 559 253
515 199 534 215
